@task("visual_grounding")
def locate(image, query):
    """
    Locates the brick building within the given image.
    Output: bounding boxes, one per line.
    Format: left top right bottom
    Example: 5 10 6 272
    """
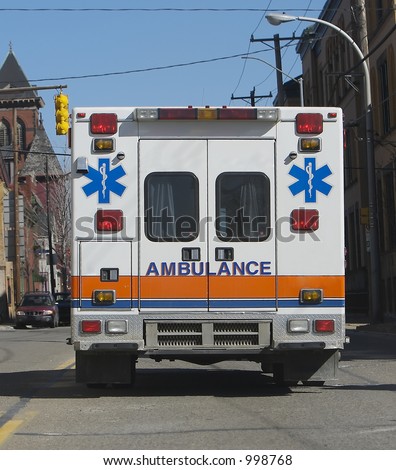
0 47 63 320
297 0 396 318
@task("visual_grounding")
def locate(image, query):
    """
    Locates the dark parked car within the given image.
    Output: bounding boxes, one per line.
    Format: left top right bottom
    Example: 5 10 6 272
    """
54 292 71 325
15 292 59 329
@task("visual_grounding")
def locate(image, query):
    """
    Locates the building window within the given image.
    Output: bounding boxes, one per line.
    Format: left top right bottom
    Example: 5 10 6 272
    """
17 118 26 149
384 171 396 250
378 57 391 135
376 0 384 24
0 119 11 147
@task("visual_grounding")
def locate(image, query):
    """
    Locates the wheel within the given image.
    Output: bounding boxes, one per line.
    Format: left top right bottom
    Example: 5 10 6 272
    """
14 322 26 329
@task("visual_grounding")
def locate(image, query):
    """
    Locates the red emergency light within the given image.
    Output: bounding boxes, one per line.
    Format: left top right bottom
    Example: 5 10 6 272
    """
291 209 319 231
218 108 257 120
90 113 118 135
159 108 197 120
96 210 123 232
296 113 323 134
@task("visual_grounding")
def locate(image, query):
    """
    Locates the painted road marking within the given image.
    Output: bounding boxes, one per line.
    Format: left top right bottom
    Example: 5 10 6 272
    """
0 359 75 447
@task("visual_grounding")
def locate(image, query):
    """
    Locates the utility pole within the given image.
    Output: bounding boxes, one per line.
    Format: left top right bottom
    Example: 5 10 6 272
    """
251 33 315 105
352 0 381 322
274 34 285 105
12 107 21 304
231 87 272 106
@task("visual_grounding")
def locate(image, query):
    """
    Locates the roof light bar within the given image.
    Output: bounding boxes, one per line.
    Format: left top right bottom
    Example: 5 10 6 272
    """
135 107 279 122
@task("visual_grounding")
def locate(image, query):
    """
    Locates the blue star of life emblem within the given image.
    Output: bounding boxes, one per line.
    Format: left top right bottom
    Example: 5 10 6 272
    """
288 157 332 203
82 158 126 203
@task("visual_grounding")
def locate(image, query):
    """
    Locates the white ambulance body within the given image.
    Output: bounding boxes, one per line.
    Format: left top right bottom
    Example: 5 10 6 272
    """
70 106 345 386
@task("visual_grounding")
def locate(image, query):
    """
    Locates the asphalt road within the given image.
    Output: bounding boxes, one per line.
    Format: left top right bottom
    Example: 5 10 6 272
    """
0 324 395 450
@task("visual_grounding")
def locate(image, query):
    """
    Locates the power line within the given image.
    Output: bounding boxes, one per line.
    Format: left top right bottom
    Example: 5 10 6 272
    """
0 8 341 13
5 49 272 84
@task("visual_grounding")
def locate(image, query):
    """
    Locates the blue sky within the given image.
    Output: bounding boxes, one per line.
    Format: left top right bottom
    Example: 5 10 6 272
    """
0 0 328 161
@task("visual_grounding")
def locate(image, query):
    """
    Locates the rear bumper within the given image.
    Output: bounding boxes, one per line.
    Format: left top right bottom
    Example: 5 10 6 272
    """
16 315 53 326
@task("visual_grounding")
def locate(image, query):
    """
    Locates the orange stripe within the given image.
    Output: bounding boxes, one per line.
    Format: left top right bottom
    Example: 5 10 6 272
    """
209 276 275 299
72 275 344 300
278 275 344 298
71 276 136 298
140 276 207 299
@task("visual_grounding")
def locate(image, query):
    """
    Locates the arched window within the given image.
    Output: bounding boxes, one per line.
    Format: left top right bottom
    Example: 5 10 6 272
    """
17 118 26 149
0 119 11 147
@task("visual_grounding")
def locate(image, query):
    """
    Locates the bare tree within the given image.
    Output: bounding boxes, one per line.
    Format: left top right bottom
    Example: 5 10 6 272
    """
49 171 71 292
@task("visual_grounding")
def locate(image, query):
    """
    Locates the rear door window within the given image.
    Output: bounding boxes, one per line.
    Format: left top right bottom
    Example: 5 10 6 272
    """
216 172 270 242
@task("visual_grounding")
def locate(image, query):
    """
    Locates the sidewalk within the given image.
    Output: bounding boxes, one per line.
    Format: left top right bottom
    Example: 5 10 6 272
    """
346 311 396 335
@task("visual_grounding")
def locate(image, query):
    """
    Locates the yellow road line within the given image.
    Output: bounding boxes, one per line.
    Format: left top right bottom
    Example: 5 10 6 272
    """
0 419 24 446
0 411 37 447
0 360 74 447
55 358 75 370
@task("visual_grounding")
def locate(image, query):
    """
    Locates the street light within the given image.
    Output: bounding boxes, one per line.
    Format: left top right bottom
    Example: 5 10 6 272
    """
266 13 381 323
241 56 304 106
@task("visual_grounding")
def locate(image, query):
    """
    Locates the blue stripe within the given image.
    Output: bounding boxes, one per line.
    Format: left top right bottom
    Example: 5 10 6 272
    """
278 299 345 308
141 299 208 309
209 299 276 309
74 299 132 309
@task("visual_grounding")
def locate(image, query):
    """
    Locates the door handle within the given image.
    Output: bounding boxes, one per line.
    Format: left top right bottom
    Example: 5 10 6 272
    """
182 247 201 261
215 247 234 261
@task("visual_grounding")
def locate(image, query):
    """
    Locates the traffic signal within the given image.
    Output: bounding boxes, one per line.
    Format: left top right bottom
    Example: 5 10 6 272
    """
55 93 69 135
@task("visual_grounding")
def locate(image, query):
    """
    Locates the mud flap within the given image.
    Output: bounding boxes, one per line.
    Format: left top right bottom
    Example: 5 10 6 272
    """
76 351 136 384
276 349 340 384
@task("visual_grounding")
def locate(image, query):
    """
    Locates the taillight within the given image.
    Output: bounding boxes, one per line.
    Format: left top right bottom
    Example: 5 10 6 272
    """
314 320 335 333
90 113 117 135
291 209 319 231
96 210 123 232
81 320 101 333
296 113 323 134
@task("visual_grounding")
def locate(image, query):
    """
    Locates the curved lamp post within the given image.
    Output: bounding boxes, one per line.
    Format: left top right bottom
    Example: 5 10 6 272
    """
241 55 304 105
266 13 380 322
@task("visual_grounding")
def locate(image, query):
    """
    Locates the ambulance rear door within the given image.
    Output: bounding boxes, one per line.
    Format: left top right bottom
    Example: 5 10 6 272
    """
207 139 276 311
139 139 208 311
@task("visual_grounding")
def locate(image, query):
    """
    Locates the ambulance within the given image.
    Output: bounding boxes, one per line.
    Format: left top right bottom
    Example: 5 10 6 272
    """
70 106 345 386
